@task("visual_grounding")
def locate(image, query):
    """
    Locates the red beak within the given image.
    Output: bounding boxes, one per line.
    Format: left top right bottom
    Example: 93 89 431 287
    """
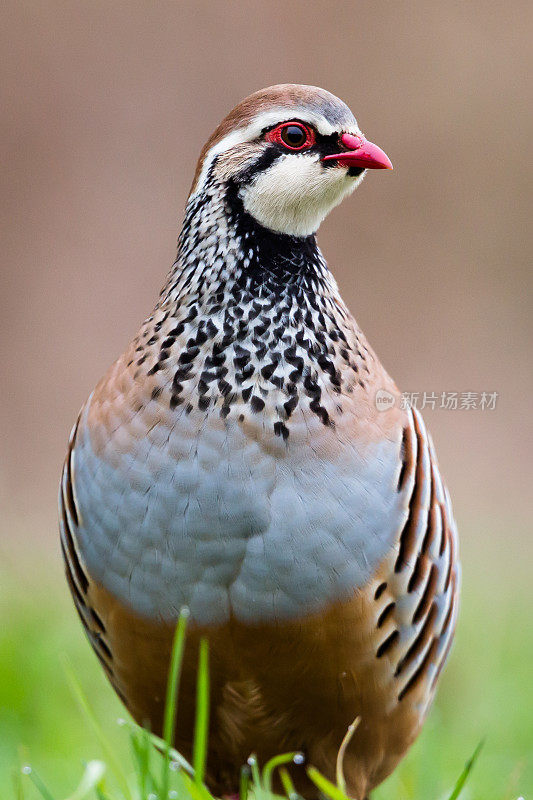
322 132 393 170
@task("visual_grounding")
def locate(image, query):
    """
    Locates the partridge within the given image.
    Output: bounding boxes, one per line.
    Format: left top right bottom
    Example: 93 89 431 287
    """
59 84 459 799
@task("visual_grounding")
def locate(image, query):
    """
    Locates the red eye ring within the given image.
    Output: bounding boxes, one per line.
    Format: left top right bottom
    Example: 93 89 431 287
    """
266 121 315 151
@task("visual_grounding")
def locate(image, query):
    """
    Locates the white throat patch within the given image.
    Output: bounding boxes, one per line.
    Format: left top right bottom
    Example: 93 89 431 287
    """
240 154 363 237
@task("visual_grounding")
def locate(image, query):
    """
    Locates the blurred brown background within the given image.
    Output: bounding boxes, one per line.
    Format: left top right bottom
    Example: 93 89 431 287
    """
1 0 531 553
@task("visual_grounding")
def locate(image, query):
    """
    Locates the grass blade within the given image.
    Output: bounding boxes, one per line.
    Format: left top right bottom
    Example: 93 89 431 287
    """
239 764 251 800
66 760 106 800
193 638 210 786
13 767 26 800
278 767 298 799
247 754 265 800
62 657 130 798
335 717 360 796
446 739 484 800
161 607 190 798
129 724 152 796
262 752 302 794
118 718 195 775
183 775 216 800
21 765 56 800
95 790 114 800
306 766 350 800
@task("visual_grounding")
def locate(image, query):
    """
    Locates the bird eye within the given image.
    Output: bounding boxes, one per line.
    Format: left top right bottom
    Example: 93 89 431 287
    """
281 124 307 148
266 121 315 151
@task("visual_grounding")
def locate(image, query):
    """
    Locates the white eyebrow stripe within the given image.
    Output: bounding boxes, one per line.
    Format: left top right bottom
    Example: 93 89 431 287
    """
192 106 360 195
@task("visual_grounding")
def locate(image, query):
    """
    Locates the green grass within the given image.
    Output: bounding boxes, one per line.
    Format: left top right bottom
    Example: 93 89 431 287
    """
1 528 532 799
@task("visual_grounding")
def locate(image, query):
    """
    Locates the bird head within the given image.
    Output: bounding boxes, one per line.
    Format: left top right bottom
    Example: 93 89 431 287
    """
190 84 392 238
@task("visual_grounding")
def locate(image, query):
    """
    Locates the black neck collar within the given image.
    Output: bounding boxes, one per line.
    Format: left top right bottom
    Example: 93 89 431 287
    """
224 179 324 292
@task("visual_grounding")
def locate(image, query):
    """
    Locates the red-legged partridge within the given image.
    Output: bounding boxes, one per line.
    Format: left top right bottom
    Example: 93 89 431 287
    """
59 84 459 799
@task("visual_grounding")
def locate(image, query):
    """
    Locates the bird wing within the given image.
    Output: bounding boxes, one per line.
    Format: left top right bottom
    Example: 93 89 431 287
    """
368 405 460 712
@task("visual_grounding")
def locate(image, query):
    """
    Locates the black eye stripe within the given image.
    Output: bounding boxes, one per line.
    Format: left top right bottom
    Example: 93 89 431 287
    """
233 129 346 184
235 147 284 183
318 132 343 153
